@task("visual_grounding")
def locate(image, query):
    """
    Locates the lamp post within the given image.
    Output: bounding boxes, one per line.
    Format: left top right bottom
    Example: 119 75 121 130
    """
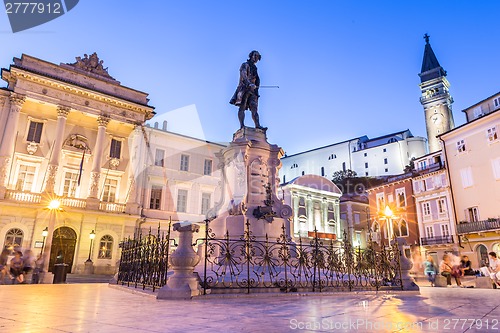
87 230 95 262
84 230 96 275
384 205 394 244
41 199 61 283
40 227 48 256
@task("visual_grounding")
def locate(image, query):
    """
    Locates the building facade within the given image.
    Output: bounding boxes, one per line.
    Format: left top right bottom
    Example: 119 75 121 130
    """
366 174 419 259
0 53 155 274
412 151 458 261
280 129 427 183
440 92 500 268
339 194 370 249
280 175 342 242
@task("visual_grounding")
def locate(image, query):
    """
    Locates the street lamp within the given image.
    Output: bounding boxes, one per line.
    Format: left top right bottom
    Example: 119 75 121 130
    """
40 227 48 256
384 205 394 244
41 199 61 282
87 230 95 262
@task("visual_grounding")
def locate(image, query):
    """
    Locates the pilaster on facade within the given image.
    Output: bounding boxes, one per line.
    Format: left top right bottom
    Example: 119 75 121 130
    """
44 105 72 193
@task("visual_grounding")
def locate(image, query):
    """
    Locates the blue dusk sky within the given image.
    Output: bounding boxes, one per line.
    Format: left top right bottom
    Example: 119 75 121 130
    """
1 1 499 154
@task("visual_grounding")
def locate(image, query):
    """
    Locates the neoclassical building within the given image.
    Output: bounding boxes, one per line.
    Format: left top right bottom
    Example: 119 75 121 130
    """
0 53 154 274
279 175 342 242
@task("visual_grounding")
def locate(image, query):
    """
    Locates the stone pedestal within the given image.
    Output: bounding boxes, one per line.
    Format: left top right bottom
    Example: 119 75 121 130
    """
83 260 94 275
392 237 420 291
210 127 292 240
157 222 201 299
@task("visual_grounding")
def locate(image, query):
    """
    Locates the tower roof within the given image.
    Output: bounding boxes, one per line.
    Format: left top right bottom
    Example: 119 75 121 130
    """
419 34 447 82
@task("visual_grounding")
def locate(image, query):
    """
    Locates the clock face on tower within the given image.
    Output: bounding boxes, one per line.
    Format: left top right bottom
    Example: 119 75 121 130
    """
430 113 444 125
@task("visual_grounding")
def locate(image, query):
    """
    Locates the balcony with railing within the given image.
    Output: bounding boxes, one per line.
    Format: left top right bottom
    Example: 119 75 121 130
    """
4 190 127 213
420 235 454 246
415 161 445 176
457 218 500 234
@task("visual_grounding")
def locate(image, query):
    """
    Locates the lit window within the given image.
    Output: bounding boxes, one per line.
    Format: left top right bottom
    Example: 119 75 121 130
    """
154 149 165 167
180 155 189 171
204 159 212 175
110 139 122 159
177 189 188 212
487 127 498 142
27 121 43 143
456 139 466 153
98 235 113 259
4 228 23 250
150 186 162 210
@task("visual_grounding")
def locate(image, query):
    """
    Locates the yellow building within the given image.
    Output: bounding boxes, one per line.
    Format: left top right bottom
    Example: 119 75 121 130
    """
440 92 500 268
0 53 154 274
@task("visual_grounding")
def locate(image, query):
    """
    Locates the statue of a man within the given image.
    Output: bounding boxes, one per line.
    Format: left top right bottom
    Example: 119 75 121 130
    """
230 50 265 129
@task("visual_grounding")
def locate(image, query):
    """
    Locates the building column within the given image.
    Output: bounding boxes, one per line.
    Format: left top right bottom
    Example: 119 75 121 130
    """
0 93 25 197
322 198 328 233
292 193 299 236
44 106 71 193
306 195 313 233
125 126 142 214
88 115 110 199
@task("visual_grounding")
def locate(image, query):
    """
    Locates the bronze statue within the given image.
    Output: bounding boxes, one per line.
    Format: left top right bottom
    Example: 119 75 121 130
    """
230 51 265 129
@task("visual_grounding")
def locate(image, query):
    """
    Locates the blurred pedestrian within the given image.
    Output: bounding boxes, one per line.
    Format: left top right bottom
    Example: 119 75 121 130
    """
423 255 437 286
10 250 25 284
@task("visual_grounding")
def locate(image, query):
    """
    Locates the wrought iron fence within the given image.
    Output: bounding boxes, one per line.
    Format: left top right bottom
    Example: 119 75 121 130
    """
117 223 173 292
200 219 403 294
116 219 403 294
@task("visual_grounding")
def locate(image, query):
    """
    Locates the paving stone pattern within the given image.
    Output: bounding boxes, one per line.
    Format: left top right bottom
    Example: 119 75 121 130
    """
0 284 499 332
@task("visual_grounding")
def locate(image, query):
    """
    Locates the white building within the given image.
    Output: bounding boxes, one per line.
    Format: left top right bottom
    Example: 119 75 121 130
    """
279 175 342 242
280 129 427 183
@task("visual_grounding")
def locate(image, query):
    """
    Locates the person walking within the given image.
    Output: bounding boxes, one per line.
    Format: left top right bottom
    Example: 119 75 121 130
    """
423 255 438 286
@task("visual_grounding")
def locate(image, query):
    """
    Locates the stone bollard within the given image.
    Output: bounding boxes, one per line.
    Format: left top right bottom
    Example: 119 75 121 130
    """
391 237 419 291
157 222 201 299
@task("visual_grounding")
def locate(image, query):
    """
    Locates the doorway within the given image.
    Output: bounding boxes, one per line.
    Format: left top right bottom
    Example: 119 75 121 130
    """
476 244 489 267
49 227 77 273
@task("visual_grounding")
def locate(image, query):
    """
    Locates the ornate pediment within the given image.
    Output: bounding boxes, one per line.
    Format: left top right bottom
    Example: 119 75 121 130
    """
67 52 115 80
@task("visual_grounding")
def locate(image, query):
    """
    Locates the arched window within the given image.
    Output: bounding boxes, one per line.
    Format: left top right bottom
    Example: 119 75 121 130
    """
98 235 113 259
400 219 408 237
4 228 23 250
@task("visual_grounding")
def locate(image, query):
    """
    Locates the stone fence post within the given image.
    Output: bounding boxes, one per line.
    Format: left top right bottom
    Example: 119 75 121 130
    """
157 222 201 299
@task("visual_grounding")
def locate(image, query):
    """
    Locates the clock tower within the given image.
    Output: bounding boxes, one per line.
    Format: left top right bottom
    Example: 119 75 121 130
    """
418 34 454 153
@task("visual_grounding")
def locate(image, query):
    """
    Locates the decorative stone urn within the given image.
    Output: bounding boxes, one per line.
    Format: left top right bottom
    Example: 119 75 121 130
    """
157 222 201 299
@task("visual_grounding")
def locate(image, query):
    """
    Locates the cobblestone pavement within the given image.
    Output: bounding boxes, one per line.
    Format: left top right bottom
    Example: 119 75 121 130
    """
0 284 499 333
